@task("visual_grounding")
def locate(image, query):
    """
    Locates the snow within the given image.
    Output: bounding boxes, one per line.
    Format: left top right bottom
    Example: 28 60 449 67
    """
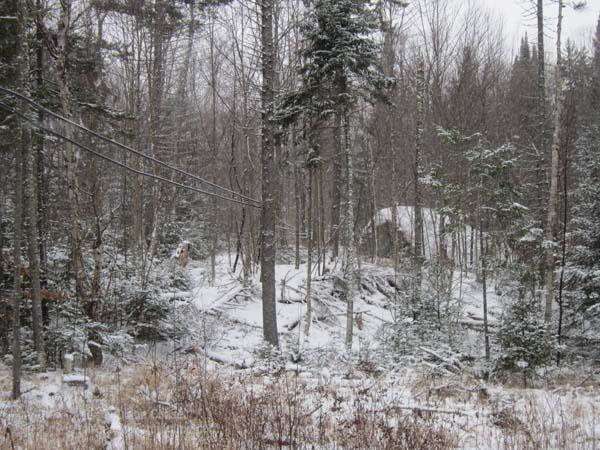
368 205 477 259
62 373 90 388
1 252 598 448
104 406 124 450
172 247 512 372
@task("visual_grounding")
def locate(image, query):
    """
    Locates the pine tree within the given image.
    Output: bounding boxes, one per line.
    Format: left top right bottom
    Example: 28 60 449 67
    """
591 14 600 109
544 0 565 323
567 126 600 309
278 0 386 344
497 291 555 381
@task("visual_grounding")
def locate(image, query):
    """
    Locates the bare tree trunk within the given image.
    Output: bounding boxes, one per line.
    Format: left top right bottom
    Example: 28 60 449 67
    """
260 0 279 347
210 15 219 285
316 167 322 276
294 163 301 270
144 0 167 284
544 0 564 323
391 203 399 273
344 110 357 350
244 215 252 287
368 141 378 263
0 231 8 351
319 166 326 273
34 0 48 287
130 18 143 268
131 22 144 269
12 137 24 400
480 228 490 361
331 110 343 260
413 55 425 308
14 0 44 366
536 0 548 216
91 177 103 319
58 0 85 304
25 119 45 367
305 167 313 336
12 0 29 396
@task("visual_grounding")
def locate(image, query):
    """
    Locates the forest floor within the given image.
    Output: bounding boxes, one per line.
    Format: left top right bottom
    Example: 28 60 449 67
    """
1 253 600 449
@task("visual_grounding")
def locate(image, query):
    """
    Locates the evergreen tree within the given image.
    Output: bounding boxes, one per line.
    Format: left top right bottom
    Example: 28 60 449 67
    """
508 35 538 142
567 126 600 309
496 288 556 381
591 14 600 110
278 0 387 344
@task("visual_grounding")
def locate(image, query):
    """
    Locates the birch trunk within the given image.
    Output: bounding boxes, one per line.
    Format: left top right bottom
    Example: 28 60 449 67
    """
144 0 166 284
536 0 548 216
413 55 425 308
344 110 357 350
544 0 564 323
305 167 313 336
294 163 301 270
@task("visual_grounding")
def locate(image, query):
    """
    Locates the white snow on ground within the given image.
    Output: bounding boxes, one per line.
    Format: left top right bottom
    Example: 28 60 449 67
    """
1 254 599 449
182 254 400 360
368 205 477 259
180 253 505 364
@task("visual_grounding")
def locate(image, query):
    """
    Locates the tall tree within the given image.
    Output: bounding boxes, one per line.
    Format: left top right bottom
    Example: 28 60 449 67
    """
567 126 600 311
291 0 385 346
536 0 547 161
591 14 600 109
57 0 86 305
413 54 425 307
544 0 564 323
11 0 30 399
260 0 279 347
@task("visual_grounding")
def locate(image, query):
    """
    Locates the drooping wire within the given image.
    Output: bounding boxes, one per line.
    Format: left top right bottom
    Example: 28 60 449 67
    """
0 85 261 206
0 101 261 209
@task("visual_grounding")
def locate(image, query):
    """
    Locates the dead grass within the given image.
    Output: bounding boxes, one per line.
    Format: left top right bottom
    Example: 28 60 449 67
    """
0 362 598 449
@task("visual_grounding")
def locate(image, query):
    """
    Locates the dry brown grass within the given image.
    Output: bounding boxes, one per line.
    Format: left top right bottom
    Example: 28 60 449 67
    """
1 362 599 450
0 363 456 450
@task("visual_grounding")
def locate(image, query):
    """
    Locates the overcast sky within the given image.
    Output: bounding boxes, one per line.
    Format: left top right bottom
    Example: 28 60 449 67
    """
482 0 600 52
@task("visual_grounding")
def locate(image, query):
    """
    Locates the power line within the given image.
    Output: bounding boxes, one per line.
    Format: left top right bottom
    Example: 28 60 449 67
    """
0 85 262 206
0 102 261 209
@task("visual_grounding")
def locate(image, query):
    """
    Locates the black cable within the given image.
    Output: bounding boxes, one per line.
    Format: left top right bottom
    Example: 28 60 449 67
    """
0 85 261 206
0 102 261 209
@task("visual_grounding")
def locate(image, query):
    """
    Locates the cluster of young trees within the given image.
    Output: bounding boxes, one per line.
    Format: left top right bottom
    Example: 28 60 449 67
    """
1 0 600 396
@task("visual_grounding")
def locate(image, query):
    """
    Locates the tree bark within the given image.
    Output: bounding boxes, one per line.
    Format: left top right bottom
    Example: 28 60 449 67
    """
536 0 548 217
34 0 48 287
294 163 301 270
58 0 85 304
260 0 279 347
544 0 564 323
413 55 425 308
305 166 313 336
25 120 45 367
210 15 218 285
331 110 343 260
344 110 357 350
12 0 30 397
144 0 167 284
480 228 490 361
12 136 24 400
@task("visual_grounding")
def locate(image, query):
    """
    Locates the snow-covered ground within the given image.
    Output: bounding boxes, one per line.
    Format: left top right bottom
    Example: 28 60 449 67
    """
1 254 599 449
173 253 504 367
